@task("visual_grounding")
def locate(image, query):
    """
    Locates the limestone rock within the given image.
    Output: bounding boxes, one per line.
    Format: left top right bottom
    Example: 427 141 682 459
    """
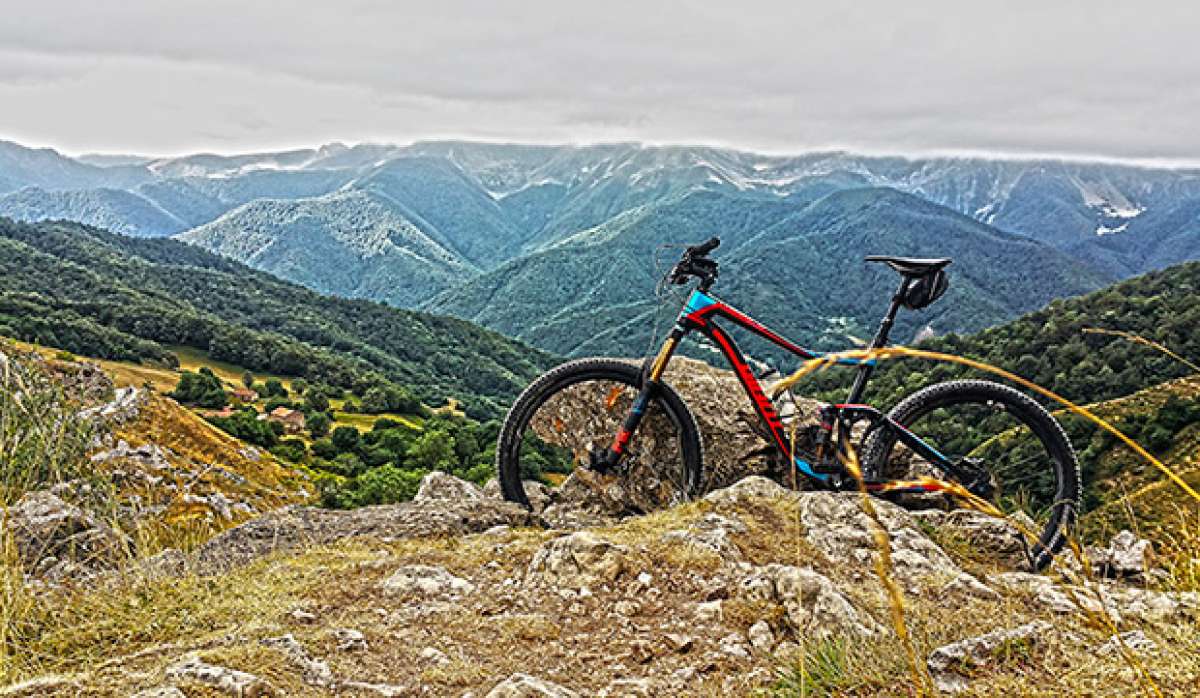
195 497 538 572
380 565 474 597
702 475 794 507
911 509 1034 567
260 634 334 688
527 532 629 588
661 512 746 561
414 471 485 503
0 676 80 697
334 628 367 652
165 655 272 696
993 572 1199 624
797 492 962 584
4 490 127 580
742 564 882 638
1087 530 1156 579
718 632 751 658
748 620 775 651
1095 630 1158 657
485 673 579 698
131 688 186 698
927 621 1052 693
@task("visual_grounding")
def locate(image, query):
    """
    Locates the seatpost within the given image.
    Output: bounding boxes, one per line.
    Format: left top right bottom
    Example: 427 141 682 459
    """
845 280 906 404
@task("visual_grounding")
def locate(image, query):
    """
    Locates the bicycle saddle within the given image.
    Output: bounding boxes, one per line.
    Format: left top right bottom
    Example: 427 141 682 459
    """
864 255 952 276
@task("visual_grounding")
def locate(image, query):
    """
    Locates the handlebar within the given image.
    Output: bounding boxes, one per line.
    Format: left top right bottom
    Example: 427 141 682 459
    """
668 236 721 289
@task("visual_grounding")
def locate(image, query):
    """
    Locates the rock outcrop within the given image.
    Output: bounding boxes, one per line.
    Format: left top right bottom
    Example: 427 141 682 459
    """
195 497 538 572
4 490 128 581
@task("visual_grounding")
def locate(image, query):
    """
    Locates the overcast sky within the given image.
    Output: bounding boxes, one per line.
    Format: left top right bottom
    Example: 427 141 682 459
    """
2 1 1197 163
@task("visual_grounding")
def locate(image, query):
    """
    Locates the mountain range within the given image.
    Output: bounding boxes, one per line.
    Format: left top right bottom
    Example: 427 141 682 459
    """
3 138 1198 357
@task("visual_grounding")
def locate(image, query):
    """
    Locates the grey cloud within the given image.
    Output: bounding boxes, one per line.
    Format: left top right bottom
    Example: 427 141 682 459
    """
0 1 1197 161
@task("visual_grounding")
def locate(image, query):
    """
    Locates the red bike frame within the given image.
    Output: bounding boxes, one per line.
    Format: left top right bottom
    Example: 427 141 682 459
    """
607 287 960 491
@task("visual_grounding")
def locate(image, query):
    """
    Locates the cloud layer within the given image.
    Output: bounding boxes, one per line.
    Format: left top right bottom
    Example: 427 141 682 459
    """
2 1 1197 161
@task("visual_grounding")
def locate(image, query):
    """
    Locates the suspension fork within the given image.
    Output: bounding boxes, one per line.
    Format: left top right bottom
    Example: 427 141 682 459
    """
598 326 684 469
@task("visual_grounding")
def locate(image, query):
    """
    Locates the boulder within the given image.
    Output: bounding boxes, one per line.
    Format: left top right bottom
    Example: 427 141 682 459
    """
485 673 579 698
797 492 963 584
659 358 823 491
527 532 629 588
927 621 1053 693
702 475 794 507
522 358 821 503
741 564 882 639
414 471 485 503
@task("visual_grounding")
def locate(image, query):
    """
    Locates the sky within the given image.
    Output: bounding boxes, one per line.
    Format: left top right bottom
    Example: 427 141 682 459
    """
2 0 1198 163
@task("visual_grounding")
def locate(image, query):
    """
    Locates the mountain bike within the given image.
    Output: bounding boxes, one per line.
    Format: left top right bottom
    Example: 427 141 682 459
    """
496 238 1080 569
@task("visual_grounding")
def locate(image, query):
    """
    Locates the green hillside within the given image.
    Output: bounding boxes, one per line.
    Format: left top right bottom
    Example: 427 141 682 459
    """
180 189 476 305
0 217 554 418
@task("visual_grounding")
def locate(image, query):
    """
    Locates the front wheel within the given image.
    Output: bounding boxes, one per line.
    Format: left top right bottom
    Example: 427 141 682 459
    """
861 380 1081 570
496 358 703 513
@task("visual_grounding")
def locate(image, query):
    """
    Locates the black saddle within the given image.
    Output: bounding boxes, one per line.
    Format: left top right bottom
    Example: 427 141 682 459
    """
865 256 952 310
865 255 952 276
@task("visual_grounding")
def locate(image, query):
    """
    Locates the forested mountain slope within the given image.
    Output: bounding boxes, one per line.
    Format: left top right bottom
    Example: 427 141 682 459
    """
0 217 552 416
428 188 1111 359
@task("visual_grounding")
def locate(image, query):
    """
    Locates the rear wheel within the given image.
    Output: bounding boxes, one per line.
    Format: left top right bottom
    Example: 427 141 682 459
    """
496 358 703 513
862 380 1081 570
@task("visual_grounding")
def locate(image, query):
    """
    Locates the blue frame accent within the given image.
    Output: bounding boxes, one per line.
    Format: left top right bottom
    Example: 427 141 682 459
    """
682 289 717 315
794 457 823 479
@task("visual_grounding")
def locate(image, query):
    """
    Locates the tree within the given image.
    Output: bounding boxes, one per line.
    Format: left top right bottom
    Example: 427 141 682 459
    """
354 465 425 505
292 378 309 395
331 425 362 453
261 378 288 398
241 370 255 389
304 390 330 414
307 411 332 438
170 367 227 408
208 408 277 447
409 428 455 470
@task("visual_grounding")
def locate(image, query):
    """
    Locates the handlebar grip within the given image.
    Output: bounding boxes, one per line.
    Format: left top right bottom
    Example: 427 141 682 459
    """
691 237 720 255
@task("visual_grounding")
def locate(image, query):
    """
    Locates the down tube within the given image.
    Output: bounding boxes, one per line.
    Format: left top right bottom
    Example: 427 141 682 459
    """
703 323 828 481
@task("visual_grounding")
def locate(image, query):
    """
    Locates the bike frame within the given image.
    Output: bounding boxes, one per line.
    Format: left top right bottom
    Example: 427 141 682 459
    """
608 286 970 493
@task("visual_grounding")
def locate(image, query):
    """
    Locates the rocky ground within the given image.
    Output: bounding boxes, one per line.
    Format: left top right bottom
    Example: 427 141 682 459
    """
5 353 1200 696
5 470 1199 697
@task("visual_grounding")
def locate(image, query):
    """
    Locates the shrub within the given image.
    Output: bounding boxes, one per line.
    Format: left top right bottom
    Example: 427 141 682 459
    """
169 367 227 408
354 465 426 506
